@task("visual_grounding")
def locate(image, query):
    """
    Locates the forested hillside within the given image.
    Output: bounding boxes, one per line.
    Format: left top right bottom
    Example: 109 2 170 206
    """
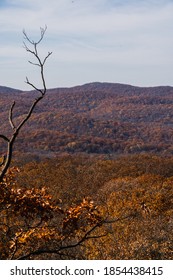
11 154 173 259
0 83 173 260
1 82 173 159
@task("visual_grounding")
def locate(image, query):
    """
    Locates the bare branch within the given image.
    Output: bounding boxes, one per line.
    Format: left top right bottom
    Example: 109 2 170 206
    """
23 30 34 45
28 60 40 67
102 213 136 224
43 51 53 66
23 26 52 96
0 26 51 182
9 101 16 130
23 25 47 45
23 25 47 53
0 135 9 142
23 41 35 54
25 76 43 93
17 95 43 131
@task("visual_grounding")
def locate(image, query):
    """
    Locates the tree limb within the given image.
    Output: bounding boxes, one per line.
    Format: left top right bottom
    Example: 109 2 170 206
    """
9 101 16 129
0 26 52 182
17 216 129 260
17 220 104 260
0 135 9 142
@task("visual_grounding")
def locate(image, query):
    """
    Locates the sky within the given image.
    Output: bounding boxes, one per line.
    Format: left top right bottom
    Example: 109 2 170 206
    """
0 0 173 90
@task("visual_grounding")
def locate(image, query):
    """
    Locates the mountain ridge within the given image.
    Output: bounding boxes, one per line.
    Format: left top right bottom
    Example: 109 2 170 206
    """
1 82 173 159
1 81 173 94
43 82 173 93
0 85 22 94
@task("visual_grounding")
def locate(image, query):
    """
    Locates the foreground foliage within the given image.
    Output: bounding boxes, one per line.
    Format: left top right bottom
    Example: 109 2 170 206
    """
0 154 172 259
0 167 104 259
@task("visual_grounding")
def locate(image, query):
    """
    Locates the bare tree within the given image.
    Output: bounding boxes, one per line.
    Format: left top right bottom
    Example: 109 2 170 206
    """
0 26 52 182
0 28 134 260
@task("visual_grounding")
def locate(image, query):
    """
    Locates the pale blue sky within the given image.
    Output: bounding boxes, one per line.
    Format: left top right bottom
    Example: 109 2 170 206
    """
0 0 173 90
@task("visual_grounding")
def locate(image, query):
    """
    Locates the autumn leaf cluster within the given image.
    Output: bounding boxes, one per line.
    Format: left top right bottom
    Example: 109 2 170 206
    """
0 166 103 260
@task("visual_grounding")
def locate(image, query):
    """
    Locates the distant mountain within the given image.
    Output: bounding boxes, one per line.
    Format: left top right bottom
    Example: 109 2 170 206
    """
1 82 173 159
0 85 22 94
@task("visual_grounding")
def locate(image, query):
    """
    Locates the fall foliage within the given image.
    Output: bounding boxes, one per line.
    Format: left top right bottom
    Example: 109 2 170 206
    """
1 83 173 159
0 29 172 260
0 166 104 259
1 154 171 259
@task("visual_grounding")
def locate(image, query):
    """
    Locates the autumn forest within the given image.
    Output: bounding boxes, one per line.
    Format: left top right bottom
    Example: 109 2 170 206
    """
0 81 172 260
0 29 173 259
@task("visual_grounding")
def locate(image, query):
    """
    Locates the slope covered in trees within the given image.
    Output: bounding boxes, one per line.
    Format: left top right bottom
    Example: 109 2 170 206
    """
8 154 172 259
1 82 173 159
1 81 173 259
